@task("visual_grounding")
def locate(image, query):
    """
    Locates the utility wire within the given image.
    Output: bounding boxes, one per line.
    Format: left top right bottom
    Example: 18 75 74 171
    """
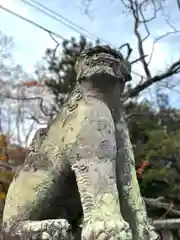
0 5 66 41
22 0 111 45
0 4 142 79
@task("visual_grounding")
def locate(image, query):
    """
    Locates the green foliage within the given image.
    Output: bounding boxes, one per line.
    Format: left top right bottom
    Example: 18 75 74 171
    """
123 94 180 212
125 100 158 165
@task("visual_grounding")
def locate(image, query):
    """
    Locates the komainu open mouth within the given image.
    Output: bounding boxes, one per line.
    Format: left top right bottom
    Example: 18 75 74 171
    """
75 45 132 82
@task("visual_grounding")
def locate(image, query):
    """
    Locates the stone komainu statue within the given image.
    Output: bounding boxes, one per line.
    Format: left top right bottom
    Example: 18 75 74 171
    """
2 45 159 240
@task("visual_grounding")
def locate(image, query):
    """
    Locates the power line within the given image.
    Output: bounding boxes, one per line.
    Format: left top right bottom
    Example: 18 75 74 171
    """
22 0 111 45
0 4 146 84
0 5 144 79
0 5 66 41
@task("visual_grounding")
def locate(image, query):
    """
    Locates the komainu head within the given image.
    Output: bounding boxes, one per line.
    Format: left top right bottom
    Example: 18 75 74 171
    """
75 45 132 83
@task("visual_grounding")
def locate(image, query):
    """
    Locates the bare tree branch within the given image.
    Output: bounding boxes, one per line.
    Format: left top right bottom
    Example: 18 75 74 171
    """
24 121 35 148
27 115 48 125
130 54 148 64
119 43 133 59
119 0 180 103
144 197 180 217
0 94 52 118
139 0 161 24
130 0 152 78
124 59 180 100
177 0 180 10
148 20 179 66
48 32 60 73
153 218 180 230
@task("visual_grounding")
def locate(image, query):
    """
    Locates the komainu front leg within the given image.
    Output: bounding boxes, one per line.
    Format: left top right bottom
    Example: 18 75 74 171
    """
73 163 132 240
66 102 132 240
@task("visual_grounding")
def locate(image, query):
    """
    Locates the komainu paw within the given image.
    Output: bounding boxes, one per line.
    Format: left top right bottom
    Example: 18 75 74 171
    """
82 219 132 240
21 219 72 240
40 219 72 240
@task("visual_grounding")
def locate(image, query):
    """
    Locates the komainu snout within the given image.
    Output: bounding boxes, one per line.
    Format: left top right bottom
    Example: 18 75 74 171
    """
75 45 132 83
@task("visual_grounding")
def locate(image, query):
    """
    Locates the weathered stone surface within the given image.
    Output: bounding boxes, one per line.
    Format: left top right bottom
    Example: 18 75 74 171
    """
2 45 159 240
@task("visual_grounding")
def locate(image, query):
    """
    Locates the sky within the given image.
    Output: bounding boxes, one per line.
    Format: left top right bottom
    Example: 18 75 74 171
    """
0 0 180 144
0 0 179 104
